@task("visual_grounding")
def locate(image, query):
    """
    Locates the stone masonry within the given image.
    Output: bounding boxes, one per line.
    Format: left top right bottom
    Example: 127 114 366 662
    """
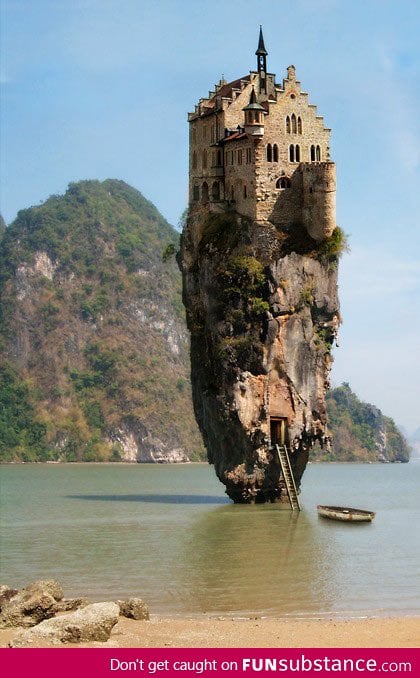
188 31 336 243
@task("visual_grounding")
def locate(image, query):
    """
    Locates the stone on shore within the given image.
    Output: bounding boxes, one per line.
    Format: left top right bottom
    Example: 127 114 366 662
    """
10 602 120 646
118 598 150 620
0 580 63 628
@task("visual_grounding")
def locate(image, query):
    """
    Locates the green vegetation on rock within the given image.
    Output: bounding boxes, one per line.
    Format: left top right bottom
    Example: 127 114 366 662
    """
311 383 410 462
0 180 204 462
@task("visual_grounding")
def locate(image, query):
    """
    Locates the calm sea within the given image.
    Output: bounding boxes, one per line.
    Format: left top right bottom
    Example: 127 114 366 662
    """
0 462 419 619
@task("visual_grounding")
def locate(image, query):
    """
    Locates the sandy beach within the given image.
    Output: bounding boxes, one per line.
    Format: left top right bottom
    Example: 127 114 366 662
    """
1 615 419 648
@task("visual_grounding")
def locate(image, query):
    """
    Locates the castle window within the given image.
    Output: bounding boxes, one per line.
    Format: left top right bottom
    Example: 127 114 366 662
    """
298 117 302 134
212 181 220 201
289 144 295 162
286 116 291 133
267 144 272 162
316 145 321 161
243 184 247 199
193 185 200 201
201 182 209 203
202 149 207 169
230 150 234 165
246 148 252 164
296 145 300 162
276 177 291 189
192 151 197 169
217 150 222 166
273 144 279 162
310 145 315 162
238 149 243 165
291 114 297 134
212 151 216 167
211 126 215 143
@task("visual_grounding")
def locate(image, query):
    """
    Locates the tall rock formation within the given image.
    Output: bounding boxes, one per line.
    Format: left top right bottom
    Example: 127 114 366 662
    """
181 31 344 502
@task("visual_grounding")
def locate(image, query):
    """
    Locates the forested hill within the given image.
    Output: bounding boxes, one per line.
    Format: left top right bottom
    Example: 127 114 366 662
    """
0 180 204 462
311 383 410 462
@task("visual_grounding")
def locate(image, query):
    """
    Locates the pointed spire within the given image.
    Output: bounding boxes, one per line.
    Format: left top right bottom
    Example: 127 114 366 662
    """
255 26 268 56
243 86 264 111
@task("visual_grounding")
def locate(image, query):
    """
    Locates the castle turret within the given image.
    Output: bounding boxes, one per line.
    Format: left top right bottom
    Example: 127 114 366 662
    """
302 163 336 242
243 86 265 137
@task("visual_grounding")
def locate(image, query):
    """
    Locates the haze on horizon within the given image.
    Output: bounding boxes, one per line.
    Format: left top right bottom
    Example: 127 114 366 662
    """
1 0 419 433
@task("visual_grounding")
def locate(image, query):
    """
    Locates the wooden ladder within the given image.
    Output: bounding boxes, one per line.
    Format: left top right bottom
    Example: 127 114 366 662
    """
275 444 301 511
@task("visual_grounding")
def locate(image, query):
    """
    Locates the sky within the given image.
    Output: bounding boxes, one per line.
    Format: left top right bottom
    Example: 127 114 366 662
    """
1 0 419 433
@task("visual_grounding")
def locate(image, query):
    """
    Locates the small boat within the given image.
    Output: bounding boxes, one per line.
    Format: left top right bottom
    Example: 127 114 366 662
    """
317 505 375 522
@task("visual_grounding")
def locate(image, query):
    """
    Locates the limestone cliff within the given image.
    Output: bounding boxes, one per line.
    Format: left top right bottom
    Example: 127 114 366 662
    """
0 180 204 463
181 210 343 502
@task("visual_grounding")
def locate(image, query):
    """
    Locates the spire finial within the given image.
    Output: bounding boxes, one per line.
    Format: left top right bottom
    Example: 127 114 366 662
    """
255 25 268 56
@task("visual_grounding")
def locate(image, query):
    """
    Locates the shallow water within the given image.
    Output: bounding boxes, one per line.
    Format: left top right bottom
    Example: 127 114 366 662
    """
0 462 419 618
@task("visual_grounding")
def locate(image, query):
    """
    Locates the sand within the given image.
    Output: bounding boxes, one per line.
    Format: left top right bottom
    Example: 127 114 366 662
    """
0 615 419 648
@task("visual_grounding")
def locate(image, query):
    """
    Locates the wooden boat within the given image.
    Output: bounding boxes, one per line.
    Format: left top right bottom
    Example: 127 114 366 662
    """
317 505 376 522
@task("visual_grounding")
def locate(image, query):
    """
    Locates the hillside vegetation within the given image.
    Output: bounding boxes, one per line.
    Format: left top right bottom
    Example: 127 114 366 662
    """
0 180 204 462
311 383 410 462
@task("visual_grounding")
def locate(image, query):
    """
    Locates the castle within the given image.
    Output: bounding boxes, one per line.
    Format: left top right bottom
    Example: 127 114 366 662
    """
188 27 336 242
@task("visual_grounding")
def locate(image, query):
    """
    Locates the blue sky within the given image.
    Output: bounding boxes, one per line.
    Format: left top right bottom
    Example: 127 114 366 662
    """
1 0 419 433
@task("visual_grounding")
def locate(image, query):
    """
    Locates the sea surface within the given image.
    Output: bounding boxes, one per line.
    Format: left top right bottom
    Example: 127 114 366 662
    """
1 462 419 619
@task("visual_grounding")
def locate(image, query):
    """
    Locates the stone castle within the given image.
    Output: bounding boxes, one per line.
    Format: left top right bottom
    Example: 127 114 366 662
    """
188 27 336 243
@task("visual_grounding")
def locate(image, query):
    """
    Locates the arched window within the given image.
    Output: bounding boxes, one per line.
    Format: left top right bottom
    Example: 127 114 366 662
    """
201 182 209 203
192 151 197 169
267 144 272 162
291 114 297 134
202 150 207 169
310 145 315 162
273 144 279 162
296 145 300 162
193 185 200 201
316 145 321 161
243 184 247 199
276 177 291 189
212 181 220 201
286 116 291 133
289 145 295 162
298 117 302 134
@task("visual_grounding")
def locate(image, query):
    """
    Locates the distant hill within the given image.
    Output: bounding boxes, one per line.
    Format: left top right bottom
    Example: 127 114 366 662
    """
311 383 410 463
0 180 204 462
0 214 6 240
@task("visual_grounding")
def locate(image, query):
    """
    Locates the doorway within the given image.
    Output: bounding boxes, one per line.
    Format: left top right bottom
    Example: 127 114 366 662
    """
270 417 288 447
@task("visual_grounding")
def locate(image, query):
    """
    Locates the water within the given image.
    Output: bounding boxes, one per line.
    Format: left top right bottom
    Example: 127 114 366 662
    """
1 462 419 619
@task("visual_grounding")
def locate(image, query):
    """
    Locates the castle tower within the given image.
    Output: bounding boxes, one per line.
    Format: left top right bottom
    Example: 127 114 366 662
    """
188 28 336 241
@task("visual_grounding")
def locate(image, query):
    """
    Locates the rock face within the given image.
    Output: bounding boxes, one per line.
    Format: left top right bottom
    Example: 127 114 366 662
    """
10 602 120 646
0 180 204 463
181 211 341 503
0 579 63 628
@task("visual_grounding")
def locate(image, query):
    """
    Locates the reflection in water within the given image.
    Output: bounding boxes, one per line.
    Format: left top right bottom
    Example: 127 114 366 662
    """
181 504 335 617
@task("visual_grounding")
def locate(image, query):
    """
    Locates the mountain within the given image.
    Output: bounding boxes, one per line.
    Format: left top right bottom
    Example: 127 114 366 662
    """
0 180 204 462
311 383 410 462
408 428 420 460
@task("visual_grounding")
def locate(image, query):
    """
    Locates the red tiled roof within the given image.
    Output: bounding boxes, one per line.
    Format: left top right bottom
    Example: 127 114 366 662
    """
222 132 247 143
